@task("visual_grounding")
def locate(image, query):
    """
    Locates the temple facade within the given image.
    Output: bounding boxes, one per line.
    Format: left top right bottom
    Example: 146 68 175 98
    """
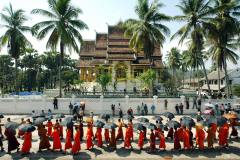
77 25 163 91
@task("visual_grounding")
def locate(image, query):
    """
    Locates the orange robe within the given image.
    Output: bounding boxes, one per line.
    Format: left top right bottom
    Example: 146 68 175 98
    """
51 129 62 150
59 125 63 138
150 132 156 150
129 124 134 140
46 121 53 136
167 128 174 140
183 129 190 150
116 123 124 140
86 127 94 149
207 127 214 148
124 128 132 148
174 130 181 150
104 129 110 143
72 130 81 154
138 131 144 149
65 129 72 151
96 128 103 147
218 123 229 147
196 128 205 150
178 127 183 141
211 123 217 139
21 132 32 153
159 131 166 149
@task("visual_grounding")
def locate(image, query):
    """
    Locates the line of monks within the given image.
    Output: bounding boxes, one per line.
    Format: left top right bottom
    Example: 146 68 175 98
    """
1 117 237 156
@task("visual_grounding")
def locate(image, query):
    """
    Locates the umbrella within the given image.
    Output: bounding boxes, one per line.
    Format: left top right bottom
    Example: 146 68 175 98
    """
61 120 74 128
163 112 175 119
93 120 105 128
18 124 36 132
137 117 149 123
153 116 163 121
203 109 214 115
4 122 19 130
204 115 217 124
34 117 46 125
223 113 238 119
133 123 144 131
0 114 4 118
167 121 181 129
54 114 65 119
145 123 156 130
217 117 228 126
45 115 53 120
191 114 204 121
104 123 118 129
123 115 134 120
181 116 194 121
65 117 74 122
99 114 110 120
181 118 195 127
86 117 93 123
32 113 45 119
205 103 215 108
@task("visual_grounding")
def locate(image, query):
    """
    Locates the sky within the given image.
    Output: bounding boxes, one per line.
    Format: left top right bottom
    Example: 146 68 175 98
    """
0 0 239 69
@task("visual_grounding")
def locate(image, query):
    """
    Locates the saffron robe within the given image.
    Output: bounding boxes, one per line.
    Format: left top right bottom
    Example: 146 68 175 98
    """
38 127 51 150
104 129 110 143
218 123 229 146
196 128 205 150
86 127 94 149
138 131 144 149
124 128 132 148
109 129 116 149
167 128 174 140
174 130 181 150
207 127 214 148
46 121 53 136
4 128 20 152
96 128 103 147
177 127 184 141
183 129 190 150
150 132 156 150
65 129 72 151
230 121 238 137
21 132 32 153
159 131 166 149
211 123 217 139
59 125 63 138
116 122 124 140
129 123 134 140
72 130 81 154
51 129 62 150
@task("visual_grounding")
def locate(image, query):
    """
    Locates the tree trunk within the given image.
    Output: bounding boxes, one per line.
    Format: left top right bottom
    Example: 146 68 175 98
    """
201 59 211 95
218 66 221 93
14 58 18 95
223 57 230 98
59 41 64 98
197 66 200 96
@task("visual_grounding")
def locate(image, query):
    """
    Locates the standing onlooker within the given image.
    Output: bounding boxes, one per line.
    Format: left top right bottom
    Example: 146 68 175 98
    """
53 97 58 110
197 97 202 111
144 104 148 115
111 104 115 117
220 104 225 115
179 103 184 115
175 104 179 115
151 104 156 115
118 108 123 119
193 97 197 109
164 99 168 110
141 103 145 116
127 107 133 117
186 97 189 109
69 102 73 115
137 105 140 115
81 103 85 116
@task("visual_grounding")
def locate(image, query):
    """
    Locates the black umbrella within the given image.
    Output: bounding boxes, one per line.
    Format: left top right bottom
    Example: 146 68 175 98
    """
204 116 217 125
145 123 156 130
167 120 181 129
153 116 163 121
65 117 74 122
100 114 111 120
181 118 195 127
163 112 175 119
123 115 134 120
217 117 228 126
181 116 194 121
19 124 36 132
61 120 74 128
34 117 46 125
191 114 204 122
32 113 45 119
4 122 19 130
45 115 53 120
0 114 4 118
93 120 105 128
133 123 144 131
137 117 149 123
104 123 118 129
54 114 65 119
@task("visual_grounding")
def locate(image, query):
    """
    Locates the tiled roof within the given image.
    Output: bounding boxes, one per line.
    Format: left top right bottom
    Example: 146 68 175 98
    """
108 53 135 60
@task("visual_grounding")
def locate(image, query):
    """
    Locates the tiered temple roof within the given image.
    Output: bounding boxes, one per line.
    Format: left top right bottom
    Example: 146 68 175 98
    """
78 25 163 68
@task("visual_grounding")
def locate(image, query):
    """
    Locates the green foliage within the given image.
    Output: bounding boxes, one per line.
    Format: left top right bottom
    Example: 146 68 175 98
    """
233 85 240 97
138 69 156 89
96 66 112 93
166 47 181 75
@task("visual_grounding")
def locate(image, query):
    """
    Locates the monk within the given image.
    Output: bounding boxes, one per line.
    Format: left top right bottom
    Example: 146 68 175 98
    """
104 128 110 143
46 120 53 137
211 123 217 140
138 130 144 150
72 127 81 155
51 127 62 151
64 128 72 152
155 127 161 140
0 120 4 152
96 127 103 147
18 118 25 138
159 129 166 151
4 128 20 154
189 127 194 149
230 119 238 138
218 123 229 148
174 128 181 150
167 127 174 140
86 124 94 150
177 126 184 141
149 130 156 152
38 125 51 151
116 119 124 140
196 125 205 150
129 120 134 141
21 131 32 155
182 126 191 150
79 121 84 141
109 128 116 150
59 119 63 139
124 125 132 149
206 125 214 148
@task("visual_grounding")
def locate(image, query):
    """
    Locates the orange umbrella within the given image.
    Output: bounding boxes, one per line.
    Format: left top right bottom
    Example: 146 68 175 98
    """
223 113 238 119
86 117 93 123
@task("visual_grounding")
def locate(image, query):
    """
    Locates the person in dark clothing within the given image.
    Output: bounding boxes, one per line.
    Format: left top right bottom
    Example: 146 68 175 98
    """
119 108 123 119
179 103 184 115
192 97 197 109
144 104 148 115
53 97 58 110
186 98 189 109
111 104 115 116
197 98 202 111
69 102 73 114
175 104 179 115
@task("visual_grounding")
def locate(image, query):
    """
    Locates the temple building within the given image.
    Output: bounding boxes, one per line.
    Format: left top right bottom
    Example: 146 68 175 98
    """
77 25 163 90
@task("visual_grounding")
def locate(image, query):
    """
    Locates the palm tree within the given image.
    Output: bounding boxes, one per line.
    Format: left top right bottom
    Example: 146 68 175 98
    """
0 4 32 94
181 50 190 89
31 0 88 97
172 0 213 95
166 47 181 76
123 0 171 64
205 0 240 98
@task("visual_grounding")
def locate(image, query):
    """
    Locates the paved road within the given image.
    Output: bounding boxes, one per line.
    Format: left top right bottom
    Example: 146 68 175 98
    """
0 115 239 160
